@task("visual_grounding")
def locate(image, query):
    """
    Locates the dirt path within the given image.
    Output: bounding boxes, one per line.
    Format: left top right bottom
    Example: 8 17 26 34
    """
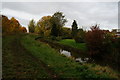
2 35 56 78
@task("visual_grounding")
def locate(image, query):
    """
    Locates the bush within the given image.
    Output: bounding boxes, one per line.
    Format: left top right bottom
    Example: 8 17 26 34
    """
61 36 72 39
112 37 120 63
114 37 120 52
74 36 84 43
55 36 62 41
61 27 72 39
85 25 104 58
49 36 62 41
74 29 86 43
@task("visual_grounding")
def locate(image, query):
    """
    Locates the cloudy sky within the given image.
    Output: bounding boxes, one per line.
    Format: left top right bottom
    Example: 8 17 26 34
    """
2 2 118 31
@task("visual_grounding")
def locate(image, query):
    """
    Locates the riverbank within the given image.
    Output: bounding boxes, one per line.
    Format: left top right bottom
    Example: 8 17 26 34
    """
37 36 120 73
21 34 119 79
38 38 87 56
2 34 119 79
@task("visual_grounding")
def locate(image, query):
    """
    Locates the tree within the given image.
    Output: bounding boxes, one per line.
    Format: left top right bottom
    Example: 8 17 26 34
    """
34 25 41 34
28 19 35 33
71 20 78 38
61 27 72 39
44 29 51 37
50 12 67 36
51 23 58 37
85 25 104 58
20 27 27 33
38 16 51 29
10 17 21 33
2 15 27 35
2 15 10 34
37 16 52 36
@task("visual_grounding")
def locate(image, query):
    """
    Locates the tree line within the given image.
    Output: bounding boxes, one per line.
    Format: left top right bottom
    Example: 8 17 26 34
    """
28 12 85 41
28 12 68 37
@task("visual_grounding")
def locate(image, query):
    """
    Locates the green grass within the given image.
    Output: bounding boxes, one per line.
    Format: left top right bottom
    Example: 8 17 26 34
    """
2 35 49 78
21 34 118 79
59 39 87 51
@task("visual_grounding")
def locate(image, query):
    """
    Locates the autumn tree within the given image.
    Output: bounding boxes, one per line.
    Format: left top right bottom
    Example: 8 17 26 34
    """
20 27 27 33
10 17 21 33
2 15 10 34
2 15 27 35
85 25 104 58
32 12 67 37
34 25 41 34
50 12 67 37
28 19 35 33
71 20 78 38
36 16 52 36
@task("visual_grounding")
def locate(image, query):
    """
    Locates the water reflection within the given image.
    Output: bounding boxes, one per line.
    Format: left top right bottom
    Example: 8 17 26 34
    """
75 58 89 63
60 49 71 57
60 49 90 63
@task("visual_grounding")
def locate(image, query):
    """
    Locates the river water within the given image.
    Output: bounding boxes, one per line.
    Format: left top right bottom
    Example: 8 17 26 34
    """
51 45 94 63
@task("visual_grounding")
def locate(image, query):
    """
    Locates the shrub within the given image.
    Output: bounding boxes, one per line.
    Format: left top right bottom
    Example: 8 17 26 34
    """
55 36 62 41
49 36 62 41
74 29 86 43
85 25 104 58
74 36 84 43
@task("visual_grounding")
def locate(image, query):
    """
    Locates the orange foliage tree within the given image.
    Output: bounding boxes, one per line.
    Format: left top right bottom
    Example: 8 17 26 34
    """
2 15 27 35
20 27 27 33
2 15 11 33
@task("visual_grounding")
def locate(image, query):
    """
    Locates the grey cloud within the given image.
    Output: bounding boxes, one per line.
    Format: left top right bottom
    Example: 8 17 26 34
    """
2 2 118 30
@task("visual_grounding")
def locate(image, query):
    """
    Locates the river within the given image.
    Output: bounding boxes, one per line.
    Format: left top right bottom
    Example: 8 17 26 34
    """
37 39 119 72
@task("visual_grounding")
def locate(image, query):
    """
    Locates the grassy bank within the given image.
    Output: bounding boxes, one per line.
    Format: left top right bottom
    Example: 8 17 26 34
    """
58 39 87 51
2 34 49 78
21 34 118 79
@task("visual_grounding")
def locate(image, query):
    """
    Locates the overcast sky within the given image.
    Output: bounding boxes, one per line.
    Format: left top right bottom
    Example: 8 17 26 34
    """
2 2 118 31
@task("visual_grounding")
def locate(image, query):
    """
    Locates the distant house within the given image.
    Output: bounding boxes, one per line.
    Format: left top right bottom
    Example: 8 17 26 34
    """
112 29 120 37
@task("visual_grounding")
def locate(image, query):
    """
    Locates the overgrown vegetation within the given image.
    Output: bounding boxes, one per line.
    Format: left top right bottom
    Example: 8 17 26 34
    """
21 34 118 79
85 25 120 64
